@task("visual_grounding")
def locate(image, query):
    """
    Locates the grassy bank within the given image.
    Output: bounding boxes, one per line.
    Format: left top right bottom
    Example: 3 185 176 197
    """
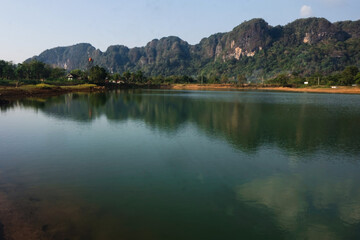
0 84 104 102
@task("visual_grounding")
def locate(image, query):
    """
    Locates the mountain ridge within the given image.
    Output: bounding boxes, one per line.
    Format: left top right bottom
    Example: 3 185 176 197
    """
27 17 360 80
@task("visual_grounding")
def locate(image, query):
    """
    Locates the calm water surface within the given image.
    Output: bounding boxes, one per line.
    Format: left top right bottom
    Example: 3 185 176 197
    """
1 90 360 239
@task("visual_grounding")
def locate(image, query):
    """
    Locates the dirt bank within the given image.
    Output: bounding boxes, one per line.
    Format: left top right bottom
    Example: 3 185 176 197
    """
0 85 105 102
165 84 360 94
1 84 359 104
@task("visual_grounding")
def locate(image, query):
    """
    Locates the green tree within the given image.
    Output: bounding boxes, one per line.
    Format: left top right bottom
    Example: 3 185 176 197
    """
276 74 289 86
267 74 290 86
89 65 107 83
111 73 121 81
122 71 131 83
237 74 247 86
340 66 359 85
50 68 66 80
70 69 87 80
208 75 219 84
15 64 28 80
29 60 49 80
355 72 360 85
0 60 16 79
151 75 165 84
220 74 228 83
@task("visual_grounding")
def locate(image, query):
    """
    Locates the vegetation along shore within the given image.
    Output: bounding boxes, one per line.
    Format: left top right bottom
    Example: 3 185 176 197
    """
1 17 360 101
1 58 360 103
0 84 104 103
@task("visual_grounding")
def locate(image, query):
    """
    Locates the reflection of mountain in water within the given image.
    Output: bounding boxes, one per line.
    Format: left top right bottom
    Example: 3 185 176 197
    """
7 90 360 155
2 90 360 239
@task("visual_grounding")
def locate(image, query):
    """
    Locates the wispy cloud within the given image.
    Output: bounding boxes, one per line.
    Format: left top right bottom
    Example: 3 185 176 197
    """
300 5 313 18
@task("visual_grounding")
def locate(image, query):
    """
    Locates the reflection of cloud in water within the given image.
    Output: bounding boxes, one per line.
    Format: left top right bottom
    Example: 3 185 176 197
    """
304 225 338 240
236 175 306 229
312 179 360 224
236 174 360 237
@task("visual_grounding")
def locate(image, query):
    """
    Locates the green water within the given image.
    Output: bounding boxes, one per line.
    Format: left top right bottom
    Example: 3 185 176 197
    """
1 90 360 239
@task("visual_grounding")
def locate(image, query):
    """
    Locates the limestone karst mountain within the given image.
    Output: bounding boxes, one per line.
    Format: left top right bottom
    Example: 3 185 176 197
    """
27 18 360 80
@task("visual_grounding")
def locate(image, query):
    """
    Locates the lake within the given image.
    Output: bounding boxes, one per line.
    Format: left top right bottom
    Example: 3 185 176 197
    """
1 89 360 239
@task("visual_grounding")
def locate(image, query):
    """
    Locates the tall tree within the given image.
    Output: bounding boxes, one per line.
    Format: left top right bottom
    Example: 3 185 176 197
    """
340 66 359 85
89 65 107 83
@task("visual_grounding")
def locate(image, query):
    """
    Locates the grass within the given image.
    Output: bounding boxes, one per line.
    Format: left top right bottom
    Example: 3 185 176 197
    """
62 84 97 89
14 83 97 90
0 83 103 101
35 83 56 88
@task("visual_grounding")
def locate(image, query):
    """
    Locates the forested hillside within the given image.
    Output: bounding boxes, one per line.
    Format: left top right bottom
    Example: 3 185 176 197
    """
27 18 360 81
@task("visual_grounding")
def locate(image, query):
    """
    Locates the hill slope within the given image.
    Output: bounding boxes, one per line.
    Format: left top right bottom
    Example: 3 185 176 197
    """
28 18 360 81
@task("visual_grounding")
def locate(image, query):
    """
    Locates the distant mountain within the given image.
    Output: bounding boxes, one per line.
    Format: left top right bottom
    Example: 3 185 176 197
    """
27 18 360 81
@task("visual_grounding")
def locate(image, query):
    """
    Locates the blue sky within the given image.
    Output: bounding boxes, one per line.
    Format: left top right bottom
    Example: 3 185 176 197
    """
0 0 359 63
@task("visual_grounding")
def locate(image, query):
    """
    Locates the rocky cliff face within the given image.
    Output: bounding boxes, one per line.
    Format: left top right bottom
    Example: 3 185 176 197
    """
284 18 350 45
27 17 360 78
219 19 273 60
33 43 97 70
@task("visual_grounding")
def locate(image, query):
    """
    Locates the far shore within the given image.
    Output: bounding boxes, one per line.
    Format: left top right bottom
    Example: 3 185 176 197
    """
1 83 360 104
165 84 360 94
0 84 104 103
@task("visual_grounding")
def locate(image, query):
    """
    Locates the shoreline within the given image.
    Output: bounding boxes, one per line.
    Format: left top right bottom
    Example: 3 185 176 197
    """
165 84 360 94
0 84 105 103
1 84 360 104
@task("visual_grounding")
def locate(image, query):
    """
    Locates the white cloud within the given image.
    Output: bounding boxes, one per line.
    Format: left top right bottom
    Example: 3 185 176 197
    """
300 5 313 18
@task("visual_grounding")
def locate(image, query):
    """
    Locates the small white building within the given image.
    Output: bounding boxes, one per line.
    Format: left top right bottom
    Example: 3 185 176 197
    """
67 74 74 81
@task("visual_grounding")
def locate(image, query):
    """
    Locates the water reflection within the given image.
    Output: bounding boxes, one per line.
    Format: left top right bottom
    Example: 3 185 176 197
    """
1 90 360 239
3 90 360 155
236 172 360 239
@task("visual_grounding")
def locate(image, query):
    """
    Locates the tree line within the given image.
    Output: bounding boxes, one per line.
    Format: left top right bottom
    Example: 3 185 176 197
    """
1 59 359 87
0 60 198 85
0 60 65 85
267 66 360 87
